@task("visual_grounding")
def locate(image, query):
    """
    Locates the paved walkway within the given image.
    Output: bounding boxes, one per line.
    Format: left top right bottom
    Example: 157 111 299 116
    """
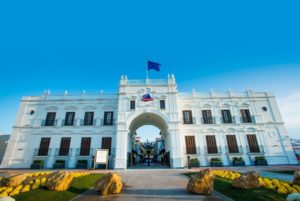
71 169 233 201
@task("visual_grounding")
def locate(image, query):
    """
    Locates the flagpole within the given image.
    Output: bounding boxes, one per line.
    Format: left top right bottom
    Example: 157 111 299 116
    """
146 61 149 80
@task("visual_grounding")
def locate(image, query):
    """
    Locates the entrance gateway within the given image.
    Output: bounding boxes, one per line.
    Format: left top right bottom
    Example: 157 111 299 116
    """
1 74 297 169
114 75 184 169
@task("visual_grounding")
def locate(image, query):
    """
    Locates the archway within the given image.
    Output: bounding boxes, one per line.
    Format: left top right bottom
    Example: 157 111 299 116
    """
127 112 171 168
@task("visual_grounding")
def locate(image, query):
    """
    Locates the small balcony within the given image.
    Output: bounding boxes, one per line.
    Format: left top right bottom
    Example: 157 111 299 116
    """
225 145 243 155
246 145 264 154
182 117 196 125
201 117 216 125
204 146 222 155
240 116 256 124
80 119 96 126
76 148 94 157
41 120 58 127
54 148 73 157
101 119 116 126
183 147 200 155
33 148 52 157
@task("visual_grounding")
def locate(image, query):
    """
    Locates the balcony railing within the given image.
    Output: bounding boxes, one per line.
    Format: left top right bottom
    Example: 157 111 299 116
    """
182 117 196 125
183 147 199 155
101 119 117 126
225 145 243 154
201 117 216 124
76 148 94 156
204 146 222 155
41 120 58 127
33 148 52 157
54 148 72 156
240 116 255 124
80 119 96 126
246 145 264 154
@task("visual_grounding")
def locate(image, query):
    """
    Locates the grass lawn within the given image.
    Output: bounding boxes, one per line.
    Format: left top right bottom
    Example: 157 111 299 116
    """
13 173 103 201
185 173 287 201
266 170 295 175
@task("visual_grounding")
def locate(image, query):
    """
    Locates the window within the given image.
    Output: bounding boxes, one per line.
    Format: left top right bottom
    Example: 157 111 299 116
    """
206 135 218 154
241 109 252 123
226 135 239 153
65 112 75 126
84 112 94 126
59 137 71 156
222 110 232 123
183 110 193 124
160 100 166 109
247 134 260 153
80 137 91 156
45 112 56 126
104 112 114 125
202 110 213 124
130 101 135 110
185 136 196 154
101 137 112 155
38 138 51 156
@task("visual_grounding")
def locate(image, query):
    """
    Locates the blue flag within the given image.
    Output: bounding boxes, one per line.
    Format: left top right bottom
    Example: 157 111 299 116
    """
148 61 161 71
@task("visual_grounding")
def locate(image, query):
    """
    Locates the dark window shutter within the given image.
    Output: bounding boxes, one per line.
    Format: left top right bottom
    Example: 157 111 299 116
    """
45 112 56 126
80 137 91 156
185 136 196 154
38 138 51 156
226 135 239 153
247 134 260 153
101 137 112 155
59 137 71 156
206 135 218 154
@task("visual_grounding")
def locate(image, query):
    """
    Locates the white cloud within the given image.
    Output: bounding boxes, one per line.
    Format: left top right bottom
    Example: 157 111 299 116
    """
278 91 300 139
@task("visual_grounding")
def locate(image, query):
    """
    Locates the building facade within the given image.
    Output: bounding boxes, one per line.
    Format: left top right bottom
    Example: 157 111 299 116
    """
0 133 10 166
1 75 297 169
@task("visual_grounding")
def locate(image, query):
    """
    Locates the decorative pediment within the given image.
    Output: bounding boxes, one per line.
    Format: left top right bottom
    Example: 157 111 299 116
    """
205 128 218 133
245 127 258 132
225 128 237 132
240 102 250 107
82 105 97 110
102 105 116 110
202 103 212 108
45 106 58 111
64 105 78 110
221 103 231 108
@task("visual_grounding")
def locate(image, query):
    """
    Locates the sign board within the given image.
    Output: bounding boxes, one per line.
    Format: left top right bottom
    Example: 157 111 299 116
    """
94 149 109 170
95 149 108 164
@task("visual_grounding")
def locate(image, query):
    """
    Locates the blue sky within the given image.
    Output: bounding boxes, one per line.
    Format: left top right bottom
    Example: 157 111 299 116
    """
0 1 300 139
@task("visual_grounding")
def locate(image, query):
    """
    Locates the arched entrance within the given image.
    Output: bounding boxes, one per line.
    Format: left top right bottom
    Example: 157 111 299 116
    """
127 112 171 168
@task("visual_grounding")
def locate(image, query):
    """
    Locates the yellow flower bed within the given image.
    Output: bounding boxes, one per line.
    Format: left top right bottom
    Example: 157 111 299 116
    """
0 171 90 197
211 170 241 181
211 169 300 195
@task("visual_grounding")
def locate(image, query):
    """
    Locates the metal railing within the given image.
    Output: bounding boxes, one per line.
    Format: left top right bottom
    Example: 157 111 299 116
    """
101 119 117 126
182 117 196 125
201 117 216 124
41 120 58 126
246 145 264 154
225 145 243 154
33 148 52 157
204 146 222 155
54 148 73 157
76 148 94 156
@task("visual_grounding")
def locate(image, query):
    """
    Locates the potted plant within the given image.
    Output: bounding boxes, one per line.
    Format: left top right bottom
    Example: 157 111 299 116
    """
255 156 268 166
31 160 44 169
211 158 222 167
189 158 200 168
232 157 245 166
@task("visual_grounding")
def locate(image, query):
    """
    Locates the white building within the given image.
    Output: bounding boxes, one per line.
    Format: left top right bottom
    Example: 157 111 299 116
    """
1 74 297 169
